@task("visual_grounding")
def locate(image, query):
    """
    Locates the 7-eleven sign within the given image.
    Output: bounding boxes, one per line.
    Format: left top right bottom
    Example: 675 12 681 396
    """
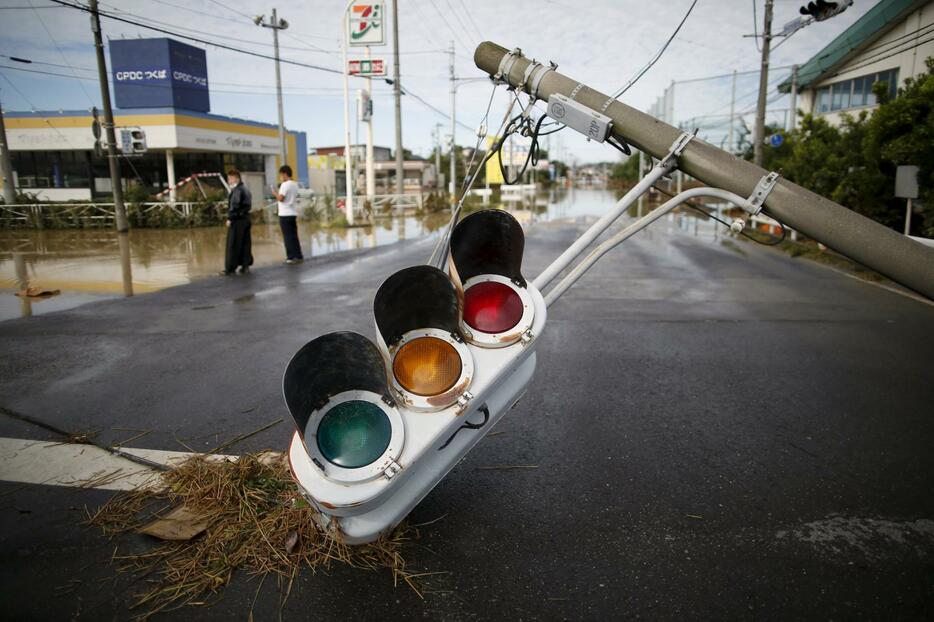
348 2 385 46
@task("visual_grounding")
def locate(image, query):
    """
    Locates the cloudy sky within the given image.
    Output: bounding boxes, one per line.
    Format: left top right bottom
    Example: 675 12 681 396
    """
0 0 873 163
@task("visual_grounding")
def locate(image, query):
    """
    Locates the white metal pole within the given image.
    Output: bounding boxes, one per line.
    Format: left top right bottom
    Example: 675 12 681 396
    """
166 149 176 202
636 150 645 217
728 69 737 154
533 157 675 291
365 46 375 201
341 2 355 225
391 0 404 195
449 41 456 209
905 197 913 235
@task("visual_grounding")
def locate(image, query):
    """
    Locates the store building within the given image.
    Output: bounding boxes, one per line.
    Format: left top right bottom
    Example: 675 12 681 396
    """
779 0 933 126
2 37 307 202
308 145 435 197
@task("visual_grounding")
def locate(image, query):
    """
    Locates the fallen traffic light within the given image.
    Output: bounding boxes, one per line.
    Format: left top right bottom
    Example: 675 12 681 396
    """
284 210 548 543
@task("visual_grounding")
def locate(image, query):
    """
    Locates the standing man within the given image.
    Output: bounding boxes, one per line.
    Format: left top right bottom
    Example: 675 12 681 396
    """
274 164 304 264
221 169 253 275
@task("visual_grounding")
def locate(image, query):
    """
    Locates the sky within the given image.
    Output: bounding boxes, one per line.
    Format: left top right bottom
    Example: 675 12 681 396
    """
0 0 875 164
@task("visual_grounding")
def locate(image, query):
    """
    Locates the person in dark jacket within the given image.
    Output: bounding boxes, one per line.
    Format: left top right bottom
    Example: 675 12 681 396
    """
221 169 253 275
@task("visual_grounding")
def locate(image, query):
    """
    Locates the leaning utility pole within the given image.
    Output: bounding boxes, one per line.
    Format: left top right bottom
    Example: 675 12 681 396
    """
475 42 934 300
391 0 404 194
753 0 774 167
89 0 128 232
449 41 456 208
0 97 16 206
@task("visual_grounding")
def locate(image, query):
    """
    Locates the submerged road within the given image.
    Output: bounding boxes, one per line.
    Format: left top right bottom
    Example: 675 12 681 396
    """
1 214 932 620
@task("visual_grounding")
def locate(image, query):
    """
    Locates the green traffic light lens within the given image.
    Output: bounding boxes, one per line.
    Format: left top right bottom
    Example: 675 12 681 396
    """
316 400 392 469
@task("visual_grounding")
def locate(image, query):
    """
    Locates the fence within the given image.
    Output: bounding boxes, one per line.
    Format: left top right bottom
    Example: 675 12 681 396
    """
0 201 226 228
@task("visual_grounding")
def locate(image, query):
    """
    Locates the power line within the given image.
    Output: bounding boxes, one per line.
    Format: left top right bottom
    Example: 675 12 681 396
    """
0 64 396 97
48 0 349 77
611 0 698 98
426 0 471 51
827 34 934 78
28 0 97 106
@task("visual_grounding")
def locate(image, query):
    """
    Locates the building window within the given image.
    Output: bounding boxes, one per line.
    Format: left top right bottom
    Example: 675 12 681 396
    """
815 67 900 114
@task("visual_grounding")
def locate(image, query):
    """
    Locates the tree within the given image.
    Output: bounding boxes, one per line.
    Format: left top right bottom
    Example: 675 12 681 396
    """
610 154 640 184
741 58 934 236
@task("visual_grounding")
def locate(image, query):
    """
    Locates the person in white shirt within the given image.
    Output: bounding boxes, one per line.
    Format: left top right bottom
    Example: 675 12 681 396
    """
274 165 303 264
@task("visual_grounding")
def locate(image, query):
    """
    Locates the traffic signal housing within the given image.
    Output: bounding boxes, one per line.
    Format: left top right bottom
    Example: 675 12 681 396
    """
285 209 547 543
800 0 852 21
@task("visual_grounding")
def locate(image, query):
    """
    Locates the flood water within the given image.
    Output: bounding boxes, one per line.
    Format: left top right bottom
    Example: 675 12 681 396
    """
0 188 645 321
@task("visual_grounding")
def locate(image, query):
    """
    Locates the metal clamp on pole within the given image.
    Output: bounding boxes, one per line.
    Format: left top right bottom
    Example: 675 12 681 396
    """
659 130 696 171
528 61 557 102
494 48 522 86
746 171 780 216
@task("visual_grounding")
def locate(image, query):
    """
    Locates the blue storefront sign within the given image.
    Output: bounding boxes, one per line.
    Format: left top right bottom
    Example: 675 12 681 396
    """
110 38 210 112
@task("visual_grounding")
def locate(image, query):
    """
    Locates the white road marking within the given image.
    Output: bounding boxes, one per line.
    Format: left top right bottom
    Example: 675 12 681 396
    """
0 437 234 491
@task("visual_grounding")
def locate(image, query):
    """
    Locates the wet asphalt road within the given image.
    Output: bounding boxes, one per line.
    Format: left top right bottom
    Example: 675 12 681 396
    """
1 215 933 621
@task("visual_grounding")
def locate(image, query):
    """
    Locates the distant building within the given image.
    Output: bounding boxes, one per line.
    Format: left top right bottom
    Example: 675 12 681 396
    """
779 0 933 126
307 145 435 196
1 37 307 202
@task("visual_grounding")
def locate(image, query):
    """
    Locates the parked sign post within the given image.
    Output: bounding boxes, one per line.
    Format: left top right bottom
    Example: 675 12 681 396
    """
895 165 919 236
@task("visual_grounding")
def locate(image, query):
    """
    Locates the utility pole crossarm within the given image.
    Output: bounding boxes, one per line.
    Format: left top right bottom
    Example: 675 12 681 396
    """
473 42 934 300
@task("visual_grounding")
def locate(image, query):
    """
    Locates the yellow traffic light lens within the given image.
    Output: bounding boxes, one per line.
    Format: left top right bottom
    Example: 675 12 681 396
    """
392 336 462 396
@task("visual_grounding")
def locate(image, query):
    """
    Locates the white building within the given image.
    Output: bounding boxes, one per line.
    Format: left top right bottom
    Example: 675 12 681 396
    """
780 0 933 126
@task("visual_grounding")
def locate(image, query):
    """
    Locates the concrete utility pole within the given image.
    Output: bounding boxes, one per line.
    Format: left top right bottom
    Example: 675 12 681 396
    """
0 97 16 205
255 10 289 167
475 42 934 300
89 0 128 233
753 0 774 167
449 41 456 208
433 123 443 190
391 0 404 194
789 64 799 132
728 69 737 154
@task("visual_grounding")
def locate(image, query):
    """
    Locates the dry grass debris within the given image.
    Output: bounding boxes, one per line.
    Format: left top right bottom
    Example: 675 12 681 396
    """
87 452 424 618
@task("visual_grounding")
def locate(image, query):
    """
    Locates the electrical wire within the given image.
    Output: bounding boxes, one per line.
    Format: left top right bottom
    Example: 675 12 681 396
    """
652 184 787 245
611 0 699 98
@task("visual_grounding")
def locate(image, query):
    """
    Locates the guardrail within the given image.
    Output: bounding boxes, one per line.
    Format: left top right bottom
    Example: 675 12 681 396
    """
0 201 226 228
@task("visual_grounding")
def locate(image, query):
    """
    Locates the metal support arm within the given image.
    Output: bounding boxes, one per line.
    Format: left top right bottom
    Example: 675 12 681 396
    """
532 133 693 292
543 187 756 306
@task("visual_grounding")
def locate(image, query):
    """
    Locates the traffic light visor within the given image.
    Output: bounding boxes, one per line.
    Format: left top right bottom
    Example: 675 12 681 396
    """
374 265 461 346
450 209 526 286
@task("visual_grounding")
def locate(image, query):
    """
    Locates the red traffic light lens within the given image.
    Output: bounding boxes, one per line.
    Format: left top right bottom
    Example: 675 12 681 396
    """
463 281 523 334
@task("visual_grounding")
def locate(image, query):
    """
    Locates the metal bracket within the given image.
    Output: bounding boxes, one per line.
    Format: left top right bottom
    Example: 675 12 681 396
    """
382 459 402 480
746 171 780 215
659 130 696 171
521 60 540 92
528 61 557 102
495 48 522 85
520 329 534 345
455 391 474 413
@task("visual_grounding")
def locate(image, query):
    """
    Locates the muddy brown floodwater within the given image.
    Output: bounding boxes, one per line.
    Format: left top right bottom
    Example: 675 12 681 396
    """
0 189 633 321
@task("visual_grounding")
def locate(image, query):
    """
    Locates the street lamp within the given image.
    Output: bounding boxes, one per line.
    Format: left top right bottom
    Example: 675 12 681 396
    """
254 9 289 171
